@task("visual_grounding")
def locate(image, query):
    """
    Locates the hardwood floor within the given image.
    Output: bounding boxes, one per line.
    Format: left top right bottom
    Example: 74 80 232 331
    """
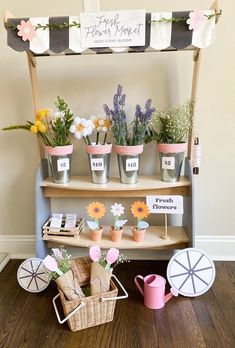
0 260 234 348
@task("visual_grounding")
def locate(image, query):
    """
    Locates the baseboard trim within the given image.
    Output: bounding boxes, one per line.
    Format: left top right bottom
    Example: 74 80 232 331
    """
195 235 235 261
0 235 234 260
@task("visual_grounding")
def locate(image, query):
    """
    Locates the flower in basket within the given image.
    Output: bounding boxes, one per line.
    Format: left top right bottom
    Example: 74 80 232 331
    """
42 246 85 301
131 201 150 242
2 96 74 147
87 201 106 241
89 245 129 295
103 84 155 146
110 203 127 242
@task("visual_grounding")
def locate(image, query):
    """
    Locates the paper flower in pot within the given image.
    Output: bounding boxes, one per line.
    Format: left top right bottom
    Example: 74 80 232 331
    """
110 203 127 230
131 201 150 242
87 201 106 230
87 202 106 241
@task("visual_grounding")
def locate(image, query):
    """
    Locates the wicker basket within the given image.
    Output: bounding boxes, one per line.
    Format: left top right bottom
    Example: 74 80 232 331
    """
53 257 128 332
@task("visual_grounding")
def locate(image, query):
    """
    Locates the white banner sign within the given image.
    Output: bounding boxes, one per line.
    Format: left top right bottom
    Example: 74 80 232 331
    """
146 195 184 214
80 9 146 48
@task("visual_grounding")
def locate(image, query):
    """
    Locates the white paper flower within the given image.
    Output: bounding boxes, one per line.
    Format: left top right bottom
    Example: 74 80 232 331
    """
111 203 125 217
90 115 111 133
70 117 94 139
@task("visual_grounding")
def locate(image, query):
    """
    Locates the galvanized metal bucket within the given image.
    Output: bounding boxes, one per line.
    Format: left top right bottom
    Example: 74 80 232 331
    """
45 145 73 184
86 143 112 184
115 145 143 184
157 143 187 182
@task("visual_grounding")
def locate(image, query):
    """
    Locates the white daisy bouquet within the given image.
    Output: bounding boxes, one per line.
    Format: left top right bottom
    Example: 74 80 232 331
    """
90 115 112 145
69 117 94 145
69 114 111 145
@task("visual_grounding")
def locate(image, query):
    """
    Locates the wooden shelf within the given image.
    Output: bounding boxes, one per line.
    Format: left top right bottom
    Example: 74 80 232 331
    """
41 175 191 198
43 225 189 249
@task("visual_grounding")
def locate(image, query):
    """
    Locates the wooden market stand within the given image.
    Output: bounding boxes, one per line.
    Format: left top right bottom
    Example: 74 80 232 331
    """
5 1 221 258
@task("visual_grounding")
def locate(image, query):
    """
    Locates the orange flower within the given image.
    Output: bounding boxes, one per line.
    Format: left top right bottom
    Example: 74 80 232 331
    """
87 202 106 220
131 201 149 219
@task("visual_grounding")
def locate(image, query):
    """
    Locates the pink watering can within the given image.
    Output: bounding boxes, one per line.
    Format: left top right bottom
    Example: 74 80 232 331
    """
134 274 178 309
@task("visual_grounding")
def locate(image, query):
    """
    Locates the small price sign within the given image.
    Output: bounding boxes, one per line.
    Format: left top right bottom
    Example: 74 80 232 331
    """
57 158 70 172
91 158 104 171
162 157 175 170
126 158 139 171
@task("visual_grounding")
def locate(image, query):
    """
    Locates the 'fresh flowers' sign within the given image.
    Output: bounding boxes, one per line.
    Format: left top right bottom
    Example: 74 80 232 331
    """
80 9 146 48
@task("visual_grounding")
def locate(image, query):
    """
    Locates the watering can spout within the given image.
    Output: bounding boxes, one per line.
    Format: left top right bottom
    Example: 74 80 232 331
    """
165 287 178 304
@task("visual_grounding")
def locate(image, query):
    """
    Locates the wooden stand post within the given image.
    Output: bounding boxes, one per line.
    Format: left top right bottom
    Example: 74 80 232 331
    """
162 214 169 240
189 0 221 162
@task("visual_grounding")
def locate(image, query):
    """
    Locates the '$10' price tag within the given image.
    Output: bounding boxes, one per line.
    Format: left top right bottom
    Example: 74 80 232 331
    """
162 157 175 170
91 158 104 171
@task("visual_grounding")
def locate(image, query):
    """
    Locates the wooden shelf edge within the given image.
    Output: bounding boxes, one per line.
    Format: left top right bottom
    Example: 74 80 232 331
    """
42 226 189 249
41 175 191 197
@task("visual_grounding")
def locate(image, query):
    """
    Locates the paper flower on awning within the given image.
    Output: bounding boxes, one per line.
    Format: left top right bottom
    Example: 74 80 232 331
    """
187 10 207 31
17 20 36 41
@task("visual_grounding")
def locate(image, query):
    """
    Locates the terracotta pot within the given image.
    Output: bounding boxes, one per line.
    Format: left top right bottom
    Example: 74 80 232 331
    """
109 226 123 242
132 226 146 242
90 226 103 241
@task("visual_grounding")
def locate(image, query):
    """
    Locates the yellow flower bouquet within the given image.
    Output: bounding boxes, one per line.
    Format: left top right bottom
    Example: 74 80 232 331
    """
2 96 74 147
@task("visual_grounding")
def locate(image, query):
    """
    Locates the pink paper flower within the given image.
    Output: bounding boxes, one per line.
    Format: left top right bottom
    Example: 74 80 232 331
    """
186 10 207 31
52 248 63 259
43 255 58 272
89 245 101 262
17 20 36 41
106 248 119 265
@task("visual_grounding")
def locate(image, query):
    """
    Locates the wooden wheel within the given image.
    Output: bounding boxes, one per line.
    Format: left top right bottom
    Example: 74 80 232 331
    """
167 248 215 297
17 258 50 293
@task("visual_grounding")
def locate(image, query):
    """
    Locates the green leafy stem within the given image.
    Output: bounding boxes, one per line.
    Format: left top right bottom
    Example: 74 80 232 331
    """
6 21 80 31
5 10 221 32
149 10 222 24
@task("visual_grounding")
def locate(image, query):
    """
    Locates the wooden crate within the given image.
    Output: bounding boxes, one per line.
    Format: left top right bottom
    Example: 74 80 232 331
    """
42 217 84 237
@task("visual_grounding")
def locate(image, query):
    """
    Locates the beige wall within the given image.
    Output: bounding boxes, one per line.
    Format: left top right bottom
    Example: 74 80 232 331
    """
0 1 234 248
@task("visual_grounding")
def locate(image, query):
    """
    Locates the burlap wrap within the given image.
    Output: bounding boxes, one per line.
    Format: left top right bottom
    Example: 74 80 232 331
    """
90 262 112 295
55 269 85 301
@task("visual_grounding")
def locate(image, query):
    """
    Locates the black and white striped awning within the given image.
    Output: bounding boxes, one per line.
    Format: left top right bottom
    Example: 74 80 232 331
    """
7 11 216 56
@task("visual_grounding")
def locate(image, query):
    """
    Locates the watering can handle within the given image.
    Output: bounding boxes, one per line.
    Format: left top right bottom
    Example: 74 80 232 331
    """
134 275 144 296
